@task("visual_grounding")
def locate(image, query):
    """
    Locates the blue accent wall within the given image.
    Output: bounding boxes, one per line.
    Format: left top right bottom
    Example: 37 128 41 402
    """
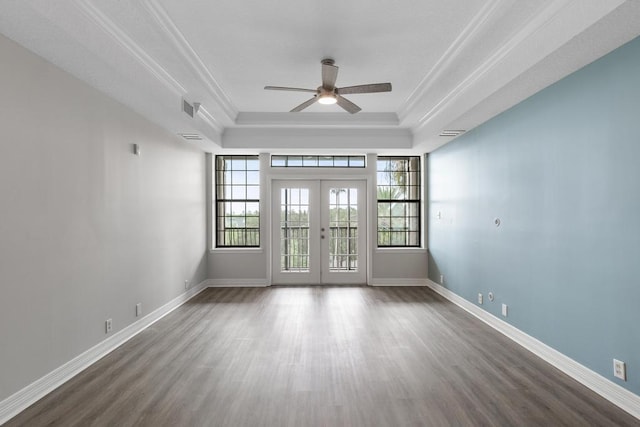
428 35 640 395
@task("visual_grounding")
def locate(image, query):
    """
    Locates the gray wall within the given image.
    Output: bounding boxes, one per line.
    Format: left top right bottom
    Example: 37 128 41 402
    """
207 154 428 284
428 36 640 395
0 34 207 401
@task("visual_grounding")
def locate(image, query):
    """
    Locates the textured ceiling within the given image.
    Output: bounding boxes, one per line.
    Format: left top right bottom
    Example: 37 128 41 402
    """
1 0 639 152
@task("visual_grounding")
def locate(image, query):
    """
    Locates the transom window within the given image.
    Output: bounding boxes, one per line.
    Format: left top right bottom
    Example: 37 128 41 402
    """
215 155 260 247
271 155 365 168
377 156 421 247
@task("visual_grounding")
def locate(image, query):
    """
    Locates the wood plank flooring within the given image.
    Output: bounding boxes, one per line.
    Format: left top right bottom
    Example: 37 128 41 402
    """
6 286 640 426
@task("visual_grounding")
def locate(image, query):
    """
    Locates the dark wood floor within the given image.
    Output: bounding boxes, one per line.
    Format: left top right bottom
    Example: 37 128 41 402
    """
6 286 640 426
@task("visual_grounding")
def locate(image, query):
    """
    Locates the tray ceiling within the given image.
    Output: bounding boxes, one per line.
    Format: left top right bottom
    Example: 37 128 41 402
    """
1 0 639 152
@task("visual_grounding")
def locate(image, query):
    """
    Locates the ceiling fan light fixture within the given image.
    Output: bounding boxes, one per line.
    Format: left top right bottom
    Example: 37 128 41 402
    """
318 93 337 105
265 59 392 113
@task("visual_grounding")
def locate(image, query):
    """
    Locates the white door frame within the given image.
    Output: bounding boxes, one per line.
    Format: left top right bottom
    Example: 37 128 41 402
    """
271 179 367 285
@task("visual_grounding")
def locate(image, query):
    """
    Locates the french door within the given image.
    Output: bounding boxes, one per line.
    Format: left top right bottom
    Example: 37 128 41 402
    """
271 180 367 285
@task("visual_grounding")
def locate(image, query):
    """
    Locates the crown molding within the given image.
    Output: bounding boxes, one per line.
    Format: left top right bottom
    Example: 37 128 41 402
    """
410 0 625 135
74 0 186 97
414 0 575 130
142 0 238 122
235 112 399 127
196 105 223 134
398 0 505 122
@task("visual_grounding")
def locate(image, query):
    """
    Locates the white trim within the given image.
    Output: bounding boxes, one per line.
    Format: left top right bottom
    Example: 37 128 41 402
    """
235 112 399 127
75 0 186 97
374 247 427 254
398 0 504 120
205 279 269 287
209 248 264 254
425 279 640 420
414 0 576 129
369 278 429 287
142 0 237 121
222 128 413 151
195 105 224 135
0 281 209 425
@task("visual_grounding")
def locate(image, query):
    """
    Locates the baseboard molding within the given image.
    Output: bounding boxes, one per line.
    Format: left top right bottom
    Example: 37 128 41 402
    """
369 278 429 287
0 280 209 425
205 278 269 287
425 279 640 420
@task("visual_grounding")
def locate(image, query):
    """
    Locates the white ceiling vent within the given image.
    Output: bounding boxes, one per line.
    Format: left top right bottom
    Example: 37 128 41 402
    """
439 130 466 137
182 99 195 118
182 99 202 118
178 133 202 141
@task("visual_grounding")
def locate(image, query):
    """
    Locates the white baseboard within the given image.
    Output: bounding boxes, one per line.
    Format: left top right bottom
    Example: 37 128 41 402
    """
369 278 428 286
425 279 640 420
205 278 269 287
0 281 209 425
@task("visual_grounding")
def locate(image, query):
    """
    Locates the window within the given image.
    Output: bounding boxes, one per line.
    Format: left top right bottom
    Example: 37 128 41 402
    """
215 155 260 247
271 155 365 168
377 156 421 247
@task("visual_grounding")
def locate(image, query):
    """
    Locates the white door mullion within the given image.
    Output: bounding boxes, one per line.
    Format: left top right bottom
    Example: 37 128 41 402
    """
271 179 366 285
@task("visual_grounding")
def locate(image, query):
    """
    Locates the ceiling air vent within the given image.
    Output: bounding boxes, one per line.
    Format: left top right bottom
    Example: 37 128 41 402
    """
440 129 466 137
182 99 194 118
178 133 202 141
182 99 201 118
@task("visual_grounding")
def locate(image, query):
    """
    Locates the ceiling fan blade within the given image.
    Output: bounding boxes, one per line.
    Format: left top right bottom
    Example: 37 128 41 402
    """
265 86 317 93
322 62 339 90
290 96 318 112
335 95 361 114
336 83 392 95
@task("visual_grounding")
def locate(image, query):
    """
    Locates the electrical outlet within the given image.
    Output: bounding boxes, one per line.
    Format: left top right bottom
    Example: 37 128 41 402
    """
105 318 112 333
613 359 627 381
501 304 508 317
440 275 444 284
184 280 189 289
136 303 142 317
478 293 483 305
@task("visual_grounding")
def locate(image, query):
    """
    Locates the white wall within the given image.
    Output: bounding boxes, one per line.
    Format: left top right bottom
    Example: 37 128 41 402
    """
0 34 207 401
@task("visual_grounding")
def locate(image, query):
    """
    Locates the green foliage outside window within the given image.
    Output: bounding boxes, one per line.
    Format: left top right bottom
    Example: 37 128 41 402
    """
215 155 260 247
377 156 421 247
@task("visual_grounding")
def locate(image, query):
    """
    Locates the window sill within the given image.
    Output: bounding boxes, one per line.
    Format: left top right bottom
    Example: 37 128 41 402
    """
210 247 264 254
374 247 427 254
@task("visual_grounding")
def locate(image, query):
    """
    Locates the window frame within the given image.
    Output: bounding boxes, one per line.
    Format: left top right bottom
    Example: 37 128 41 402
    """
271 155 366 168
214 155 260 248
376 156 421 248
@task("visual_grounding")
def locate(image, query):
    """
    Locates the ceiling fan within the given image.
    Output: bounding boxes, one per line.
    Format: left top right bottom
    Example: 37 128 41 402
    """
264 59 392 114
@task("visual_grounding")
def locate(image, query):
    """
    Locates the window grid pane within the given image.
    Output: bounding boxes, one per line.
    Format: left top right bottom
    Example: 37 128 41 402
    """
215 155 260 247
328 187 358 272
376 156 421 247
280 188 310 272
271 155 366 168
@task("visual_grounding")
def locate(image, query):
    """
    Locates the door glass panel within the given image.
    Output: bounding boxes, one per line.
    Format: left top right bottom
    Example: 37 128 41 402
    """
328 187 358 272
280 188 310 272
